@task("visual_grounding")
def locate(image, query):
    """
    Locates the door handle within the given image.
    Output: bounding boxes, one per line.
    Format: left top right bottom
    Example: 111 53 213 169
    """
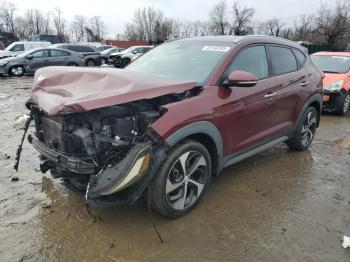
299 81 309 86
264 92 277 98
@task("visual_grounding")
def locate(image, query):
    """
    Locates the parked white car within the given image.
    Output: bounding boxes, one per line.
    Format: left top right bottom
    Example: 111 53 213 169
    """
0 41 51 59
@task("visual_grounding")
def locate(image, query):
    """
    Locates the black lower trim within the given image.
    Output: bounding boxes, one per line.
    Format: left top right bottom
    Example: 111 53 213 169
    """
322 91 346 112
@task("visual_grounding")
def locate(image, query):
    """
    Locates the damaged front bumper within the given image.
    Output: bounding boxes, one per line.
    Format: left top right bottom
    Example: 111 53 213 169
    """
322 91 347 112
29 133 160 206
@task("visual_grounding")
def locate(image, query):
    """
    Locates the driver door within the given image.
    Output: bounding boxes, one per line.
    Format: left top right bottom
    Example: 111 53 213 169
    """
221 45 283 155
27 49 50 72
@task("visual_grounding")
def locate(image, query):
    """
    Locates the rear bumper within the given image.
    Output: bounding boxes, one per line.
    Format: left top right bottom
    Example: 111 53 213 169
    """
322 91 346 112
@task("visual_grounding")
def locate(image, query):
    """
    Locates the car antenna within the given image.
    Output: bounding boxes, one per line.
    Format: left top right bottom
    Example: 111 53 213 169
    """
147 149 164 244
14 109 34 172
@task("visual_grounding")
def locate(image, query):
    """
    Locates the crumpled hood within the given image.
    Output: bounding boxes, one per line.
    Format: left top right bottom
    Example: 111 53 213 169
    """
0 50 14 58
32 67 196 115
0 56 18 64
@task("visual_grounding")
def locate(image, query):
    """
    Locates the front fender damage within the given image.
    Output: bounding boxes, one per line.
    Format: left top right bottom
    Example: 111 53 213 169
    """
86 143 168 207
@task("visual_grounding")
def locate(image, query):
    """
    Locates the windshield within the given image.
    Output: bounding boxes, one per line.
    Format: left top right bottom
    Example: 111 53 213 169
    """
311 55 350 73
102 48 118 55
4 43 15 51
127 41 232 84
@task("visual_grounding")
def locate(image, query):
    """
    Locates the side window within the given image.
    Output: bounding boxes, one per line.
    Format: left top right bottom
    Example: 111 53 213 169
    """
31 50 49 58
10 44 24 52
268 46 298 75
80 46 94 52
68 46 80 52
224 45 269 80
50 50 70 57
293 48 306 67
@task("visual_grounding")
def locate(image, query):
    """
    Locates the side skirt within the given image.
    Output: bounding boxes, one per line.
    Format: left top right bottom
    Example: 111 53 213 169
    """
222 136 289 169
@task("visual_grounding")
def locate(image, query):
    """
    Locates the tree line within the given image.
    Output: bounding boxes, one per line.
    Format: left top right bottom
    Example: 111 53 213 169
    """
0 1 106 42
0 0 349 49
125 0 349 49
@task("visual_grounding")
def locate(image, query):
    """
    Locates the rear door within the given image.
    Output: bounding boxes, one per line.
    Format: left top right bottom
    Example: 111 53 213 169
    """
221 45 282 154
49 49 71 66
267 45 308 130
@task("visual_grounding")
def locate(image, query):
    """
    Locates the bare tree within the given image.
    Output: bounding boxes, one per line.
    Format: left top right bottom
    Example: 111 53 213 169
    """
71 15 87 42
181 20 193 37
200 21 212 36
231 1 255 35
316 2 350 48
0 0 16 33
292 15 315 41
258 18 285 37
209 0 228 35
53 7 67 42
89 16 106 41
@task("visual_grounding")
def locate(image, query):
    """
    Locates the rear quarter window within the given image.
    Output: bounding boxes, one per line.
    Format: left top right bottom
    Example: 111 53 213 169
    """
293 49 306 67
268 45 298 75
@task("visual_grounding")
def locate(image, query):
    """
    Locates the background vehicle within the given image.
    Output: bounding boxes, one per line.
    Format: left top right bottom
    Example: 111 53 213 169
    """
100 47 124 64
27 36 322 218
0 41 51 60
108 45 153 68
311 52 350 115
97 45 115 52
0 48 85 76
52 43 101 67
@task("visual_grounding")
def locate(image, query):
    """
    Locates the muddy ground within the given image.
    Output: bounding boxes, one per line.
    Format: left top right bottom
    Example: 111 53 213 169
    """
0 76 350 262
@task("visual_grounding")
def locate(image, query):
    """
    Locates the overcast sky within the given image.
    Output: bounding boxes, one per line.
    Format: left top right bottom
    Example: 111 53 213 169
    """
10 0 331 38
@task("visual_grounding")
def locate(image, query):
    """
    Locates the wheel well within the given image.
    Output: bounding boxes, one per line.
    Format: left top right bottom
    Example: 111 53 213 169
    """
8 65 25 74
186 133 220 177
309 101 321 127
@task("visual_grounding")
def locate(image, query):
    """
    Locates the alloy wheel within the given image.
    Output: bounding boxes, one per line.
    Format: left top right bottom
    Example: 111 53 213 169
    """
343 94 350 114
300 111 316 147
87 60 95 67
166 151 208 210
11 66 23 76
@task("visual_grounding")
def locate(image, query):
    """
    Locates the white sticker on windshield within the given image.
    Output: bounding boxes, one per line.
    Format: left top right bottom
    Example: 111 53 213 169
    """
202 46 231 52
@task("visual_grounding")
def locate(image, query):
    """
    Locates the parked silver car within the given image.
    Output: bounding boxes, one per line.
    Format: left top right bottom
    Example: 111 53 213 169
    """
0 48 85 76
109 46 153 68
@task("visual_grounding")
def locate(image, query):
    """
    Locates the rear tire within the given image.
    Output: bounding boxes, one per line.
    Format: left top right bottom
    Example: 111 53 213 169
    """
336 93 350 115
150 140 212 218
287 107 318 151
86 59 96 67
9 66 25 77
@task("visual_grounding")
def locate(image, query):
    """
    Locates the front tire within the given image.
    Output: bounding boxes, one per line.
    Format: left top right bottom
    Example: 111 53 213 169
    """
287 107 318 151
9 66 25 76
336 93 350 115
121 58 131 68
150 140 212 218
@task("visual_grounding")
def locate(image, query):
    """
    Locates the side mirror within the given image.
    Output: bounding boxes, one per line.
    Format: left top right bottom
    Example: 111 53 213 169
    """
132 50 138 54
26 55 33 60
223 70 257 87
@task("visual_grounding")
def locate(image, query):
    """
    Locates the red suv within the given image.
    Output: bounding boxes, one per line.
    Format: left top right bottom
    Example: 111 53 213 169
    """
24 36 322 218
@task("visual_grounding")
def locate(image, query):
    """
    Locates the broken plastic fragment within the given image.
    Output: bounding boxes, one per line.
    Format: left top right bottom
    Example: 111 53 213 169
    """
13 114 30 129
342 235 350 248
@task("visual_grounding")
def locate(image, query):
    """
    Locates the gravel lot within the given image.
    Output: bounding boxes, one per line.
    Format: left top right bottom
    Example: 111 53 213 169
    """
0 76 350 262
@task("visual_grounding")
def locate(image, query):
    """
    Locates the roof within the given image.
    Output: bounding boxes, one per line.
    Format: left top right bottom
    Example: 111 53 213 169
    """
311 51 350 57
173 35 302 49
